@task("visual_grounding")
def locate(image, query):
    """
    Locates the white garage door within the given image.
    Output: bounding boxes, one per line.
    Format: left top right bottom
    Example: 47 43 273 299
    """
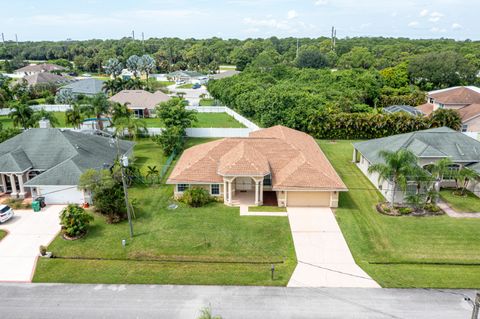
37 186 84 205
287 191 331 207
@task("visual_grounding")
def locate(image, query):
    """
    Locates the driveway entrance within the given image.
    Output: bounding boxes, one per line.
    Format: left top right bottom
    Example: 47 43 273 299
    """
287 207 379 287
0 205 64 282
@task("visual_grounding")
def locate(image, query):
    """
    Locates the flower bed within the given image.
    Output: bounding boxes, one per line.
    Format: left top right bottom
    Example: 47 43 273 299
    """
376 202 444 217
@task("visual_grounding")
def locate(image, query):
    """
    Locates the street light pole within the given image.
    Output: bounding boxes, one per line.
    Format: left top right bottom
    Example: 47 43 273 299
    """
472 292 480 319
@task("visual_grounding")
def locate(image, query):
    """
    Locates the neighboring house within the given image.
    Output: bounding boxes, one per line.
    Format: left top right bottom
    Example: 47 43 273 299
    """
353 127 480 202
0 127 134 205
167 125 347 207
208 70 240 80
168 70 207 84
21 72 72 87
57 78 106 97
14 63 66 76
417 86 480 133
383 105 424 116
109 90 171 118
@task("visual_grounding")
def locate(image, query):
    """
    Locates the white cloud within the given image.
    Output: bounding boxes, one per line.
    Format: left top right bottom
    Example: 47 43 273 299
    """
408 21 419 27
287 10 298 20
420 9 429 17
314 0 328 5
428 11 444 22
243 17 291 30
452 23 462 30
430 27 446 33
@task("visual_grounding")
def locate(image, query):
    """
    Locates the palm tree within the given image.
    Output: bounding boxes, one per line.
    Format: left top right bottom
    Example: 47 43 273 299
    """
454 168 479 196
81 93 111 130
65 103 83 129
111 102 132 124
368 149 419 207
35 109 60 128
427 158 453 192
112 113 147 140
9 103 35 129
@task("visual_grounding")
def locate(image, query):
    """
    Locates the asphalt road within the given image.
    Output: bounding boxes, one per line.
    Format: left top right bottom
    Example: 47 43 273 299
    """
0 284 476 319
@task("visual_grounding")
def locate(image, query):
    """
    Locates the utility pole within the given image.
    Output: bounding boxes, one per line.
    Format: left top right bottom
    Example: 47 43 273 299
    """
331 26 336 50
115 136 134 238
15 33 18 46
296 38 299 59
142 32 145 53
1 33 5 45
472 292 480 319
132 30 135 40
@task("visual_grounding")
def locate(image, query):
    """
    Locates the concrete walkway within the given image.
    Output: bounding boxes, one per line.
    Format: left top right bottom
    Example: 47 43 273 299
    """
0 205 64 282
438 200 480 218
287 207 380 288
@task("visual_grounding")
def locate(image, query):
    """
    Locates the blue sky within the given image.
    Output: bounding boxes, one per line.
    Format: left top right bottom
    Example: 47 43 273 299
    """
0 0 478 41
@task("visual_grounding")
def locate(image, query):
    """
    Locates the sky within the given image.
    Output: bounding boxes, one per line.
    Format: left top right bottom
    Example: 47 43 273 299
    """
0 0 478 41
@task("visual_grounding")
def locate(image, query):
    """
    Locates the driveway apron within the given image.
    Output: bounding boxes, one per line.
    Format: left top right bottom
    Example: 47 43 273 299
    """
287 207 380 288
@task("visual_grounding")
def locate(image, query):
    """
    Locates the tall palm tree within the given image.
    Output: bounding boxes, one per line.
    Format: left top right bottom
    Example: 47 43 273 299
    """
9 103 35 129
427 158 453 192
65 103 83 129
81 93 111 130
111 102 132 124
368 149 419 207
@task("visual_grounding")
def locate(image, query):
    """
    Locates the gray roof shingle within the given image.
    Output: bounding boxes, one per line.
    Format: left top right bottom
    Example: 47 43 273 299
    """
59 78 105 95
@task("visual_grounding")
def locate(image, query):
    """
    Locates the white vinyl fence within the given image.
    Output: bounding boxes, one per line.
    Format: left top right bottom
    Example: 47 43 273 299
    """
186 106 260 130
0 104 71 115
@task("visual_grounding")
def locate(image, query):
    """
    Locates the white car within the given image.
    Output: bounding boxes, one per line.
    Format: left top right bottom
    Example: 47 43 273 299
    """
0 205 14 223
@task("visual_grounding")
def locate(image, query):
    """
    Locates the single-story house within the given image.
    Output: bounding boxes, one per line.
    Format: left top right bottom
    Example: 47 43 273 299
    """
208 70 240 80
167 70 207 84
0 128 134 205
417 86 480 133
14 63 66 76
167 125 347 207
109 90 171 118
353 127 480 203
57 78 106 97
383 105 424 116
21 72 72 87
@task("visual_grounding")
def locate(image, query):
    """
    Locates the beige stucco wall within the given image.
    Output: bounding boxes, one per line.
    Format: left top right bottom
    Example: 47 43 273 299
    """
464 117 480 132
173 183 224 199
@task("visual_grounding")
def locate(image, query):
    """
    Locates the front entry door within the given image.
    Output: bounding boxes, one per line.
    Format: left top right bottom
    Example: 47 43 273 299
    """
236 177 252 191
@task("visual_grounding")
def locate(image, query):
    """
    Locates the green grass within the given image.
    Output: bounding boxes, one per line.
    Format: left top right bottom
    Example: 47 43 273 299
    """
157 81 175 86
440 189 480 213
33 138 296 286
199 98 216 106
0 112 69 128
249 206 287 212
219 65 237 71
91 75 110 81
177 83 193 89
319 140 480 288
143 113 245 128
0 230 6 241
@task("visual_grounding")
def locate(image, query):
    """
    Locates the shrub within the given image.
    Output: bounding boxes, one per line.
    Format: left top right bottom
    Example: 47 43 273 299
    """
180 187 213 207
424 203 441 213
59 204 93 238
93 184 127 223
398 207 413 215
4 198 29 209
39 245 47 256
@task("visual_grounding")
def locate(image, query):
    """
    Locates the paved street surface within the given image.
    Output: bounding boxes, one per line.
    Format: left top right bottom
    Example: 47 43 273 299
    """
287 207 379 288
0 205 63 282
0 284 475 319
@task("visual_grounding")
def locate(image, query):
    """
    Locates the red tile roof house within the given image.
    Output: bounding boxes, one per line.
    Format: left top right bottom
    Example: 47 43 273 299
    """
167 126 347 207
109 90 171 118
417 86 480 133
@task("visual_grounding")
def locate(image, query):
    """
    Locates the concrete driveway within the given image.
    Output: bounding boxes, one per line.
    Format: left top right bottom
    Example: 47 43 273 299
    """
0 205 64 282
287 207 380 288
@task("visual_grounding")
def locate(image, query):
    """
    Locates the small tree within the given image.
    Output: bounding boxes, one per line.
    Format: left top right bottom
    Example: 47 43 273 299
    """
368 149 419 207
60 204 93 238
104 58 123 78
153 126 184 155
454 168 479 196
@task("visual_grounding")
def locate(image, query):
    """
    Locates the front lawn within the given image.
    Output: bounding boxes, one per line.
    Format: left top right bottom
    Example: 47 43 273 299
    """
440 189 480 213
319 140 480 288
33 138 296 286
177 83 193 89
199 98 216 106
143 113 245 128
249 206 287 213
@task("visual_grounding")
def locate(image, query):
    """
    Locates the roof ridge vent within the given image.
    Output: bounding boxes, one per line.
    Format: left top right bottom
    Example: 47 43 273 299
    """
455 143 465 156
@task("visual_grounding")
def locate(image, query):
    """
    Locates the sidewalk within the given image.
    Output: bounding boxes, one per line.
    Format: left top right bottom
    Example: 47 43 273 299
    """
437 200 480 218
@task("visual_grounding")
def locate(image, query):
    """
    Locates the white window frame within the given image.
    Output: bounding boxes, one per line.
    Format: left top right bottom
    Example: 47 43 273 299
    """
210 184 220 195
177 184 189 192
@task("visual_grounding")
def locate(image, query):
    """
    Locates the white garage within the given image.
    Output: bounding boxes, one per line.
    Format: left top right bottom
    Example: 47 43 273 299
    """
34 186 86 205
286 191 332 207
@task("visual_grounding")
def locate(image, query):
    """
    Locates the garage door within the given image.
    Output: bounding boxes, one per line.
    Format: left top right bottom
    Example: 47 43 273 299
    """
37 186 84 205
287 191 331 207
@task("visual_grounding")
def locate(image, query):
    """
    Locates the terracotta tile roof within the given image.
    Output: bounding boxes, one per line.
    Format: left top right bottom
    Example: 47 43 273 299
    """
457 103 480 122
109 90 171 109
15 63 66 73
168 125 347 191
416 103 434 116
429 86 480 105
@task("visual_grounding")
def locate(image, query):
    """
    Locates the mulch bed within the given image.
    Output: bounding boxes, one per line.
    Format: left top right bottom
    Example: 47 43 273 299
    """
376 202 444 217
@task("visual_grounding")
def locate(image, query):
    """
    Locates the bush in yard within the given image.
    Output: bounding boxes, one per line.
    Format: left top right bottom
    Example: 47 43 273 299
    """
180 187 213 207
60 204 93 239
93 183 127 223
